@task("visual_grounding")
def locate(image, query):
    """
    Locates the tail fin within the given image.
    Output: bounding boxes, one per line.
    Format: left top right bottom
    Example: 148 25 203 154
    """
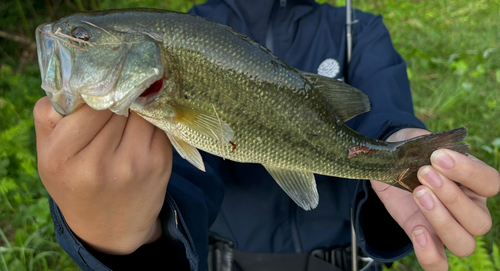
393 127 469 191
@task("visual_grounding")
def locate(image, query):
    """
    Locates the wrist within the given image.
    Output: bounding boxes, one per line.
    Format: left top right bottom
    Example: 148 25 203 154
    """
144 218 163 244
71 217 163 255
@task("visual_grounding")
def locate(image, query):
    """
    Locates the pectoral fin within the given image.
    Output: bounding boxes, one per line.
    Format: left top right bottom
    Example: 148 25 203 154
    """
172 104 234 144
263 165 318 211
166 132 205 172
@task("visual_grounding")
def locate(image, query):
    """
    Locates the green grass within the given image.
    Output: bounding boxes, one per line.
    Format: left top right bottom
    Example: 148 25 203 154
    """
348 0 500 270
0 0 499 270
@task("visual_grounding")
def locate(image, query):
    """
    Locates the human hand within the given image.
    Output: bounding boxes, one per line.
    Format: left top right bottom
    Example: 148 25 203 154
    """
34 97 172 255
372 128 500 271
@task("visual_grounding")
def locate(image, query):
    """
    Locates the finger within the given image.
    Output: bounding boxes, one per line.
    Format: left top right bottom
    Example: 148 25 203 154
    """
148 127 172 175
418 166 491 236
116 112 156 154
371 180 420 226
47 105 113 157
85 113 128 155
430 149 500 197
462 186 489 211
150 127 171 154
412 226 448 271
413 186 476 257
386 128 431 142
34 97 63 150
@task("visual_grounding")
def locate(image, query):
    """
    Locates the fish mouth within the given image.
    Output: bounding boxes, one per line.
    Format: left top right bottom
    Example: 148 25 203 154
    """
131 76 164 109
36 21 164 116
36 22 82 116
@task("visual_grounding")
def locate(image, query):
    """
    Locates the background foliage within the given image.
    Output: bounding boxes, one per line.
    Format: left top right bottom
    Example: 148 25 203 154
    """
0 0 499 270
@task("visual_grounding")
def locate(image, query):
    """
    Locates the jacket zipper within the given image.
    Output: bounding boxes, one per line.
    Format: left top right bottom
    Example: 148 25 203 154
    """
265 0 302 253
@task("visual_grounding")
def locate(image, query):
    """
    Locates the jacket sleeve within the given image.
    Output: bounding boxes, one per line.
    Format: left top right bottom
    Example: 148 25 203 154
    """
347 12 426 263
48 152 224 271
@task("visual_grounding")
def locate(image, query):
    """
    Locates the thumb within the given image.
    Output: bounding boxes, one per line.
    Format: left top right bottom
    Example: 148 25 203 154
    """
34 97 63 150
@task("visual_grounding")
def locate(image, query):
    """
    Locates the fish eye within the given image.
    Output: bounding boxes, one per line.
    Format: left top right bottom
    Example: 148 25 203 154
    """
71 27 91 41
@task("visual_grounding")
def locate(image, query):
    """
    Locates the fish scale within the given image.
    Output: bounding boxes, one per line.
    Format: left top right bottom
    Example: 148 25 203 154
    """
36 9 469 210
158 18 398 177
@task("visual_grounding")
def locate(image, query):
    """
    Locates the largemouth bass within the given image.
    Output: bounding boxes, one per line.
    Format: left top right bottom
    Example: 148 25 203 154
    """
36 9 469 210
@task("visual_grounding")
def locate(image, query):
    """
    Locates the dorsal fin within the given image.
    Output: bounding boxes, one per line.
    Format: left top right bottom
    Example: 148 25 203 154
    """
302 72 371 122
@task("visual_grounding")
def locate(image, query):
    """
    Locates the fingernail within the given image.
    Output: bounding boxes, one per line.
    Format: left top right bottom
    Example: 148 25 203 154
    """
416 189 434 210
420 166 442 188
431 150 454 170
414 229 427 248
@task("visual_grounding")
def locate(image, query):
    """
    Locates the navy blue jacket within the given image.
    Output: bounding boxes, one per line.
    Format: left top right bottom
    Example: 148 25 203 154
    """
48 0 426 270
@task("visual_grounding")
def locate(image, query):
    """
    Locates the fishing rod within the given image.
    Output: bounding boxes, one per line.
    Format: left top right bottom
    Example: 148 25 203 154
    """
345 0 358 82
346 1 356 270
346 2 374 270
346 0 353 68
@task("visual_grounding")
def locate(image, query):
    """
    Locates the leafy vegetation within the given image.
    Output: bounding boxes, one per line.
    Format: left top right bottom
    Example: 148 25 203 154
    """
0 64 75 270
0 0 499 270
350 0 500 270
0 1 206 269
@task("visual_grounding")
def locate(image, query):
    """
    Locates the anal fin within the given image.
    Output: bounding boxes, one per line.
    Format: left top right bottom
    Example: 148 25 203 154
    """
166 132 205 172
263 165 318 211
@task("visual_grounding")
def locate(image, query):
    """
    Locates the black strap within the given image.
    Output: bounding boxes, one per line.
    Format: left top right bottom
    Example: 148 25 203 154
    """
207 232 374 271
233 251 342 271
